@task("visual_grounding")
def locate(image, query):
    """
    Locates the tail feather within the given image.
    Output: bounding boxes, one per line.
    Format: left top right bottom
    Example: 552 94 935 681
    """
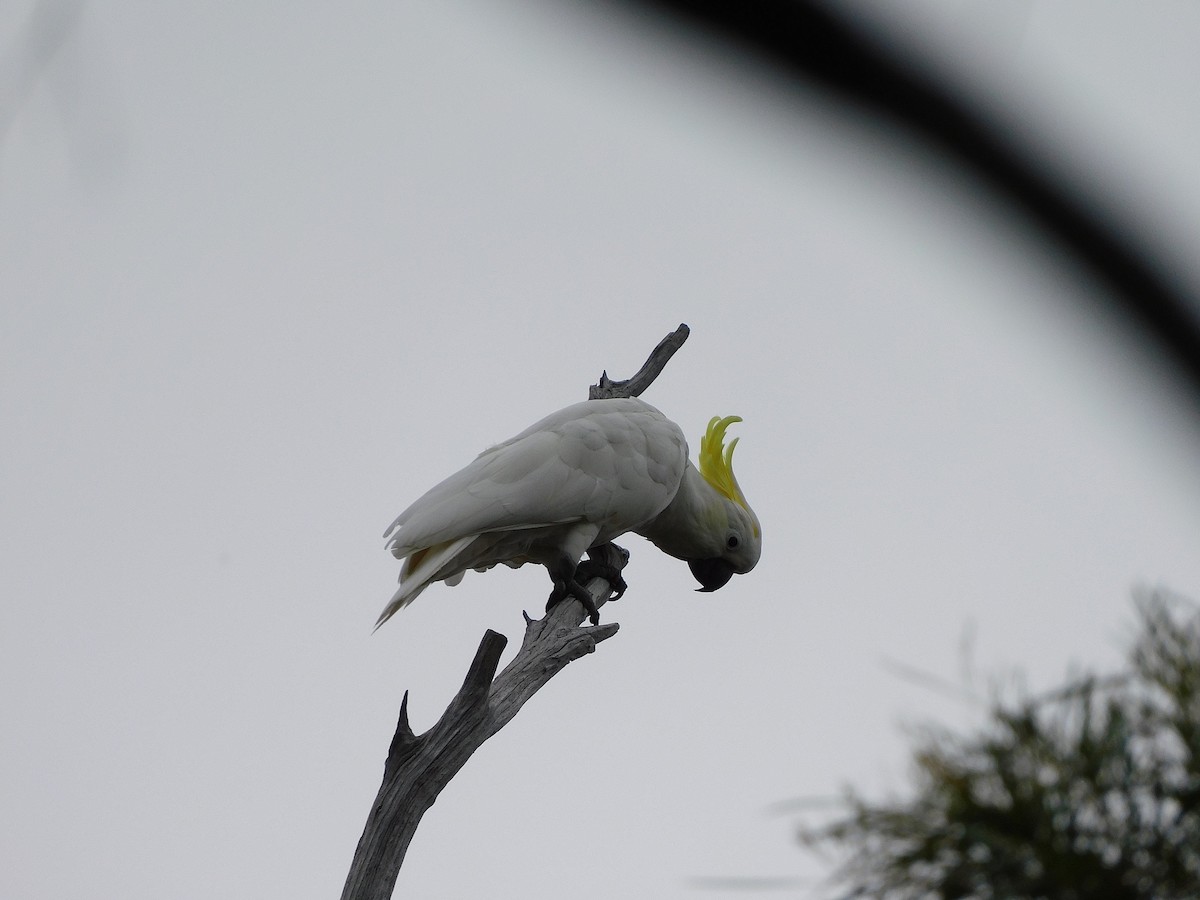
373 535 477 631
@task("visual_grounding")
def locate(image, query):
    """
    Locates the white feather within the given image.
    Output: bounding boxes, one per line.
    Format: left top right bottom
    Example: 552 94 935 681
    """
376 398 688 628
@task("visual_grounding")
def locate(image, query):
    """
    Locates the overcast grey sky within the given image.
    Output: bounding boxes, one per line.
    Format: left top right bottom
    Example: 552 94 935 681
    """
3 2 1200 898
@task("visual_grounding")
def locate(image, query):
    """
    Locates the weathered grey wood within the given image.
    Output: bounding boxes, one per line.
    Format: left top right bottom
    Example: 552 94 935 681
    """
340 547 626 900
343 326 686 900
589 323 690 399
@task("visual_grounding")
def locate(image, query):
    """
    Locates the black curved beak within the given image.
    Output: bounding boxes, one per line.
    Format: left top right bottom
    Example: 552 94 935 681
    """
689 558 735 593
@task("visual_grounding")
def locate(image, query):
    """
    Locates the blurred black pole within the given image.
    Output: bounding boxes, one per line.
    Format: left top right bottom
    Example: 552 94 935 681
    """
615 0 1200 412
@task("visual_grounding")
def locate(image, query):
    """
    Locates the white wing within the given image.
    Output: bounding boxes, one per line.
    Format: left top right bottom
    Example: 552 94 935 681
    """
384 398 686 555
376 398 687 624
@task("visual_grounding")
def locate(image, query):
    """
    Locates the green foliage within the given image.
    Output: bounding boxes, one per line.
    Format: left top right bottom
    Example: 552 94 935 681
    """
801 593 1200 899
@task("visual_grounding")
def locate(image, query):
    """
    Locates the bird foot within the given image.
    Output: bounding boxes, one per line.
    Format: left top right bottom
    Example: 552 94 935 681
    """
546 578 601 626
575 557 628 602
546 550 629 625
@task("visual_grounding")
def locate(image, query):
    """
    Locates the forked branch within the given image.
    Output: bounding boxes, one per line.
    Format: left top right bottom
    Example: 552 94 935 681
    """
340 546 625 900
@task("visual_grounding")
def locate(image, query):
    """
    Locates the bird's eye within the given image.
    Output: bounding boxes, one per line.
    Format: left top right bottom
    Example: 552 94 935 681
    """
726 534 740 550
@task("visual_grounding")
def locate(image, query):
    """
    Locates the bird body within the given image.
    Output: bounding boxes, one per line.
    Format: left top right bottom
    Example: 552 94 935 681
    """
378 397 759 628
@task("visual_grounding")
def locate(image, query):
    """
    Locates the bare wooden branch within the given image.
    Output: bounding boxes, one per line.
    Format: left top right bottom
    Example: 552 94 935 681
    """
589 323 690 399
345 327 687 899
342 545 628 900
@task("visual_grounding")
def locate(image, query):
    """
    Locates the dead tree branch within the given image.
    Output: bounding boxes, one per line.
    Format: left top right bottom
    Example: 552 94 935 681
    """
590 322 690 399
343 327 686 900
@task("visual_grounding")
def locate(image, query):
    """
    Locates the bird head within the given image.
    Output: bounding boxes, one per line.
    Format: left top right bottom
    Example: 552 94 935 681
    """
689 415 761 592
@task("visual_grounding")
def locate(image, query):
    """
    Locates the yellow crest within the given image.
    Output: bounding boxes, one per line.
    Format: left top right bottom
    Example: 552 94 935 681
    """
699 415 752 515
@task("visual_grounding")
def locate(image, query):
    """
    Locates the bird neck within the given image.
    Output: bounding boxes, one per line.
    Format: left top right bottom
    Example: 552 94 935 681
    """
636 463 725 561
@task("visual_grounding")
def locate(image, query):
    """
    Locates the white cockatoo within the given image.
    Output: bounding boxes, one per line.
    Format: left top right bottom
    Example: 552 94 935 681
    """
377 397 760 628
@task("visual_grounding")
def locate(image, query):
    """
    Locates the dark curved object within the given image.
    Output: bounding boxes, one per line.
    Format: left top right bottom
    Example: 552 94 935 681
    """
621 0 1200 410
690 557 736 592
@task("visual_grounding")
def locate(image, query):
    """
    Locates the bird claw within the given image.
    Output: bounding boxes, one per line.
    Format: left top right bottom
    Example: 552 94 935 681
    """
545 551 629 626
575 558 628 602
546 579 601 625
